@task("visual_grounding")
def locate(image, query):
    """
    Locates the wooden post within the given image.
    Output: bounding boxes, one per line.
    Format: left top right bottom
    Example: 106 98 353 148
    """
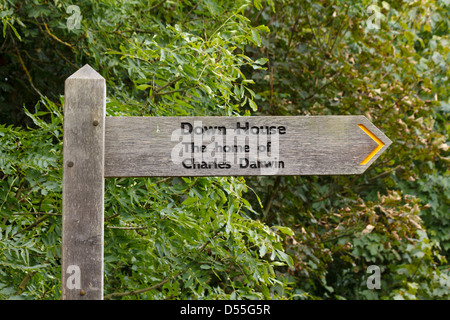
62 65 106 300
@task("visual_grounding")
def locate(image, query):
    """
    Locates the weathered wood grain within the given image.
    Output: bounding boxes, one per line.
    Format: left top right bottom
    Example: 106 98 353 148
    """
104 116 391 177
62 65 105 300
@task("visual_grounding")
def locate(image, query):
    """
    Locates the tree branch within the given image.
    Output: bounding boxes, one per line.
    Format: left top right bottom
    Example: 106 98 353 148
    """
283 9 302 61
104 271 183 299
14 44 43 97
154 76 182 93
150 0 167 11
16 271 37 295
263 176 281 220
106 226 147 230
43 22 73 48
13 215 50 237
154 85 198 96
300 2 325 54
12 212 61 216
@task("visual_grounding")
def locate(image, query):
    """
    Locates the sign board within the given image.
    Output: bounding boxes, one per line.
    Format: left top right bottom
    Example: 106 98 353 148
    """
62 65 392 300
105 116 391 177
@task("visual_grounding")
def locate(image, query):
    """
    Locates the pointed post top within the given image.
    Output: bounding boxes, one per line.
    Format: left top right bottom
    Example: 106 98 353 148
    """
62 63 105 300
67 64 104 80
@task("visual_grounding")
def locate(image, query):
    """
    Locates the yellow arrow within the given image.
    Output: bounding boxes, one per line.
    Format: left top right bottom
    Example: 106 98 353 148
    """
358 124 385 165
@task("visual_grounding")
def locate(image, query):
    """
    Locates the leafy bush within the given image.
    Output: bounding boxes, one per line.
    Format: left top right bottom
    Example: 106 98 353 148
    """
0 0 448 300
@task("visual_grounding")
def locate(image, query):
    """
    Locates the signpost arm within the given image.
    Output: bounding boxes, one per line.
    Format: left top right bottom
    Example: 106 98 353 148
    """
62 64 106 300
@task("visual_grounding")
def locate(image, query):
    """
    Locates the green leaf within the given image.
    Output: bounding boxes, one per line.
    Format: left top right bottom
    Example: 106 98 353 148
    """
274 226 294 236
248 99 258 111
254 58 268 65
251 29 261 46
256 25 270 33
136 84 151 90
8 22 21 41
404 31 415 43
182 63 197 79
182 197 197 206
276 250 294 268
259 243 268 257
261 284 270 299
2 21 7 38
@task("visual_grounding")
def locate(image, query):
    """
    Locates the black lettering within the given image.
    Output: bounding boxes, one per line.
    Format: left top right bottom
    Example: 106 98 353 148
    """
181 122 193 134
182 159 193 168
182 142 193 153
237 159 285 169
250 126 259 134
203 126 226 134
236 122 286 135
182 159 232 170
239 158 249 168
236 122 249 132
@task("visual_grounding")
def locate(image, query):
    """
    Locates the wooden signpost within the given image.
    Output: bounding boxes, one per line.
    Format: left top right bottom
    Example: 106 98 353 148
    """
105 115 390 177
62 65 392 299
62 65 105 300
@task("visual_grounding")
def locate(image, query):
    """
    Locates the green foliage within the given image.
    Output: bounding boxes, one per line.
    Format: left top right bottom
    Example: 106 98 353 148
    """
243 0 449 299
0 0 291 300
0 0 449 300
0 98 62 299
102 174 292 299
